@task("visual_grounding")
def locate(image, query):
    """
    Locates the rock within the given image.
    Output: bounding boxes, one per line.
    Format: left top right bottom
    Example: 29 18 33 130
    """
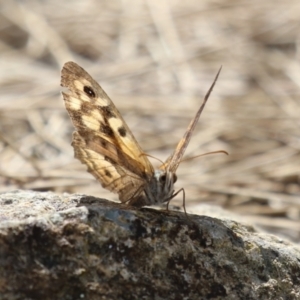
0 190 299 300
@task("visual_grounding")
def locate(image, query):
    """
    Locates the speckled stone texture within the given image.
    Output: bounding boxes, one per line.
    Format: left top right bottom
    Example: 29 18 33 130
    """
0 190 299 300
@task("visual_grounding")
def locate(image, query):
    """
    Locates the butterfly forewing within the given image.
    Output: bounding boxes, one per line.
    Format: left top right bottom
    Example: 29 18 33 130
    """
61 62 153 176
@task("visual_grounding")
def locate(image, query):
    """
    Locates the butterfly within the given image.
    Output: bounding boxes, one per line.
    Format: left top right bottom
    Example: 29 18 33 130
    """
61 61 221 213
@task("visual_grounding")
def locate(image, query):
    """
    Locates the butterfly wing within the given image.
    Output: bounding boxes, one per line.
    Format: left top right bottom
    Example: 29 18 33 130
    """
61 61 154 201
160 67 222 173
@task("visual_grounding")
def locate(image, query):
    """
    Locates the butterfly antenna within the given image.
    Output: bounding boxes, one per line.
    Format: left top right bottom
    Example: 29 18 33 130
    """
181 150 228 163
140 153 164 165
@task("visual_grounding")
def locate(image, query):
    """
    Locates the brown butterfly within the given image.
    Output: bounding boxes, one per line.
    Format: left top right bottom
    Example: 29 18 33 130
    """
61 62 221 212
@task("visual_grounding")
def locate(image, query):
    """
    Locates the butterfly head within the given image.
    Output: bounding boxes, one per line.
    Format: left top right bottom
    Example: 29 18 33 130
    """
144 169 177 204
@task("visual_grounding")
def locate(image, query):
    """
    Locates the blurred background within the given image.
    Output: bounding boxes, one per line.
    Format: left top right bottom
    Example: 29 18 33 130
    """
0 0 299 242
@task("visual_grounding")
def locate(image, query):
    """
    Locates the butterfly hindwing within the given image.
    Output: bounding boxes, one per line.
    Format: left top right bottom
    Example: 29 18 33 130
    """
72 132 144 202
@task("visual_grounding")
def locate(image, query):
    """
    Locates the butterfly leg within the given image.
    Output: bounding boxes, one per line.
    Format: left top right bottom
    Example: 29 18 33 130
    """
166 188 187 217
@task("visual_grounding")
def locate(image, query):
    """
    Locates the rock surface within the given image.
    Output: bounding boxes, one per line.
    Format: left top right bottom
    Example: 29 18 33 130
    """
0 190 299 300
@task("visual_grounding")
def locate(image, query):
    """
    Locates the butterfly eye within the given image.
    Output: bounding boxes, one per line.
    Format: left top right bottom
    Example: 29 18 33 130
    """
159 174 166 183
84 86 96 98
173 173 177 183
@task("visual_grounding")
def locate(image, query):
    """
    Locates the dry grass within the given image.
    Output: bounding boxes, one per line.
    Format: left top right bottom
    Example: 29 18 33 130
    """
0 0 299 242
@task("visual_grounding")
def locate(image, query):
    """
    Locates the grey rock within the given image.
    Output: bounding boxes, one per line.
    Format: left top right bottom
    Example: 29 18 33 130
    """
0 190 299 300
